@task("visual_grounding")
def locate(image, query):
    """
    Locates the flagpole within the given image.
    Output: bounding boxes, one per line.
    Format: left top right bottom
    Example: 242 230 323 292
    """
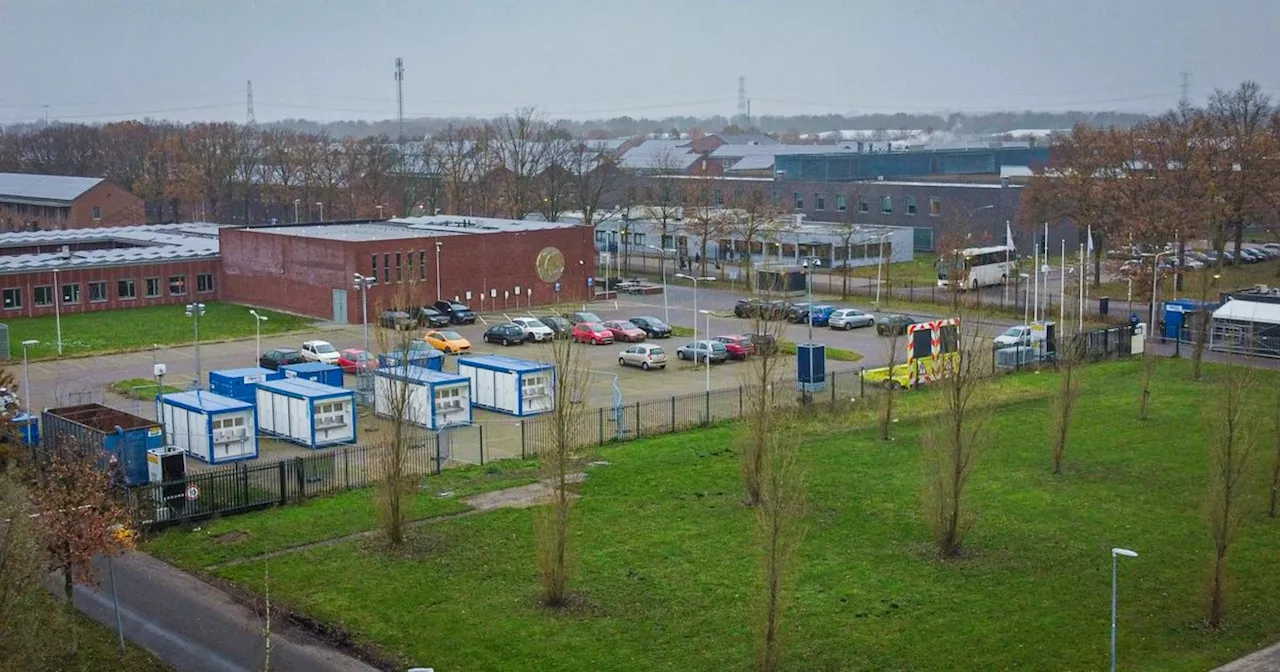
1079 243 1085 331
1033 233 1039 323
1060 238 1066 327
1043 222 1049 323
1004 219 1012 305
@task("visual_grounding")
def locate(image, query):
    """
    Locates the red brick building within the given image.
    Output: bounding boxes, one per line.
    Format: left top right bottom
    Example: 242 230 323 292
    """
0 173 145 232
221 216 596 324
0 224 222 318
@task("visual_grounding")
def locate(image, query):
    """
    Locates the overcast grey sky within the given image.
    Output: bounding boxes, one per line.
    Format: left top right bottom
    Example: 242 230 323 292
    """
2 0 1278 125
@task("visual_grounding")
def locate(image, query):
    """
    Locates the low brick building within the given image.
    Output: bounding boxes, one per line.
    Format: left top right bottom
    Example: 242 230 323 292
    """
0 173 144 232
220 216 596 324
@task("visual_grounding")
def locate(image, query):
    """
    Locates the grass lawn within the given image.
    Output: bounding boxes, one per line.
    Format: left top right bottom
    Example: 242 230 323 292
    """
841 253 940 283
155 360 1280 671
1096 258 1280 300
24 592 171 671
109 377 182 400
3 302 315 359
778 339 862 362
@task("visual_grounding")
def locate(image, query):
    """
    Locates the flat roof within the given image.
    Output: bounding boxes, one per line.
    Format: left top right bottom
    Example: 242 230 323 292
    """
248 216 582 243
258 377 351 398
0 223 221 274
457 354 554 373
162 391 254 413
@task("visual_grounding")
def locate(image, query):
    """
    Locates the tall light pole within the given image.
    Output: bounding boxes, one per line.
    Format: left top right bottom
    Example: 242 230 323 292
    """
434 241 443 300
185 303 206 390
376 204 385 219
1111 547 1139 672
352 273 376 352
699 309 713 392
316 201 324 222
801 256 822 341
1146 250 1173 341
676 273 715 368
646 244 676 324
21 339 37 413
52 268 63 355
293 199 301 223
249 310 268 363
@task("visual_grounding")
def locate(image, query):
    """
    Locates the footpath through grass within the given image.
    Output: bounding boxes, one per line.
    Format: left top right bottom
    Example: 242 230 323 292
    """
3 302 315 359
153 359 1280 671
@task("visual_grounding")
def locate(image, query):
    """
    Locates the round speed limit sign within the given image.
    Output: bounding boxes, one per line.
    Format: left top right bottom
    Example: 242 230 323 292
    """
185 484 200 501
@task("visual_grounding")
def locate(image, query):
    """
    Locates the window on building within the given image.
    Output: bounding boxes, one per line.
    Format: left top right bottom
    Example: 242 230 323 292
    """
859 196 869 213
836 194 847 212
395 252 403 282
382 253 391 283
2 288 21 310
419 251 427 280
930 197 942 216
881 196 893 214
34 286 52 307
92 206 102 220
815 194 825 210
771 190 780 205
145 277 161 298
906 195 917 216
714 189 724 206
644 186 654 201
407 250 415 280
595 230 606 244
118 278 136 300
61 283 81 304
733 188 744 200
793 192 804 209
631 232 646 246
661 234 674 249
168 275 187 296
88 281 108 303
197 273 215 293
371 254 378 280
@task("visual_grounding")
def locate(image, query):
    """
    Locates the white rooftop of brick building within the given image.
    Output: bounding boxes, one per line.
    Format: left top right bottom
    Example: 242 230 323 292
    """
0 223 221 273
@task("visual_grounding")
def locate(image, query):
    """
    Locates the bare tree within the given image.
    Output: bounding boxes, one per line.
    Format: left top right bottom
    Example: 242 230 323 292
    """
536 328 590 607
679 174 730 277
372 279 428 548
1205 361 1258 628
640 150 687 275
491 109 551 220
568 139 622 229
878 329 903 441
1206 81 1274 262
726 186 786 292
753 410 805 672
534 128 575 223
1049 335 1083 474
1138 347 1157 421
738 289 791 507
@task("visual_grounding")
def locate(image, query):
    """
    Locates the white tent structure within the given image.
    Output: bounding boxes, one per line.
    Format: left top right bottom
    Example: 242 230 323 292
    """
1209 298 1280 357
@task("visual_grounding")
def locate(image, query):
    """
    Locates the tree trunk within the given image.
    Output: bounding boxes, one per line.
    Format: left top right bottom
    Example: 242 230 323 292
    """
1209 547 1227 628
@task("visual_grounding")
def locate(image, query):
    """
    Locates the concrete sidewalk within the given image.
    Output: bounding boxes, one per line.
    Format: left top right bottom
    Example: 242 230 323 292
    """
1214 641 1280 671
66 551 380 672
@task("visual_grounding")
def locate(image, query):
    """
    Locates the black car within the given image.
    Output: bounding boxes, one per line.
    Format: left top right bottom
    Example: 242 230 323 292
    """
745 333 778 356
734 299 764 319
379 310 414 331
564 311 603 325
876 314 918 337
433 300 477 325
412 305 450 328
785 302 814 323
538 315 572 338
629 316 672 338
763 300 792 320
259 348 306 371
483 323 526 346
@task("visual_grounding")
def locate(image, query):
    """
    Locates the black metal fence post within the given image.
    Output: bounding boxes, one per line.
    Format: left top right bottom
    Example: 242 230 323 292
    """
343 448 350 489
295 457 305 500
671 396 676 432
704 391 710 426
739 386 744 415
277 460 287 506
479 425 485 465
520 421 526 460
598 407 604 445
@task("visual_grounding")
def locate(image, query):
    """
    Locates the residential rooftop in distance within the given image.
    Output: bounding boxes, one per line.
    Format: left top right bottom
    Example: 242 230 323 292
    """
248 216 582 242
0 172 105 206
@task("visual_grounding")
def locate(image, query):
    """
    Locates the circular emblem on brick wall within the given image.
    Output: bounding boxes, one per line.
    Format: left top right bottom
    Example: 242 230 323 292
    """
536 246 565 283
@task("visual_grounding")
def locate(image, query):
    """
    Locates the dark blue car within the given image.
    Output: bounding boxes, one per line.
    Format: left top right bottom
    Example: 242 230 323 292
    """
808 305 837 327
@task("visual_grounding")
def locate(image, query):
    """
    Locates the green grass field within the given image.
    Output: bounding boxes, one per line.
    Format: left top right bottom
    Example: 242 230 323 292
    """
150 360 1280 671
3 302 315 359
20 592 171 671
109 378 182 400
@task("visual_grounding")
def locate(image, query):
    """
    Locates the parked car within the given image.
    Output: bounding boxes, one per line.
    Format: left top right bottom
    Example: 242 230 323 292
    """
423 329 471 354
993 325 1033 347
482 323 526 346
538 315 572 338
876 314 918 337
618 343 668 370
379 310 415 331
564 311 603 325
299 340 340 364
676 340 729 364
602 320 647 342
628 316 672 339
785 302 815 323
745 333 778 356
572 322 614 345
712 334 755 360
734 298 765 319
828 308 875 330
1239 248 1264 263
763 300 792 320
432 300 477 325
412 305 451 328
807 305 837 327
337 348 376 374
407 338 438 353
260 348 305 371
510 317 554 342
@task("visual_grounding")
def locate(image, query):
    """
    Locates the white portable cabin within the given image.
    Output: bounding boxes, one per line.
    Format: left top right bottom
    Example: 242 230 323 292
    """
256 378 357 449
457 354 555 417
374 366 471 430
160 391 258 464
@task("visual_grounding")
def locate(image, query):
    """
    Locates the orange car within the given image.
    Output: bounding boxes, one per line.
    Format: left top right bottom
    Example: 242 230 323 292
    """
423 329 471 354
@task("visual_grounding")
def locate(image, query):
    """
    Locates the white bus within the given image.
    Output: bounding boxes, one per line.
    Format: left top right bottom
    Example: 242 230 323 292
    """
937 245 1016 290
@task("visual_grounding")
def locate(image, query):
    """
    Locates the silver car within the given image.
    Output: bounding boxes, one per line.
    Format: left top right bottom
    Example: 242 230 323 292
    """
676 340 730 364
618 343 668 370
827 308 875 330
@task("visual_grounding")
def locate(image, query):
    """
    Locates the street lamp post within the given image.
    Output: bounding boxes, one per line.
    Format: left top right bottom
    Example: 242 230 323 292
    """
185 303 206 389
699 309 713 392
316 202 324 222
376 204 384 219
293 199 301 223
248 310 268 363
1146 251 1173 341
53 268 63 355
871 231 893 309
21 339 37 413
1111 547 1139 672
646 245 676 324
434 241 443 300
352 273 376 352
675 273 716 373
801 256 822 341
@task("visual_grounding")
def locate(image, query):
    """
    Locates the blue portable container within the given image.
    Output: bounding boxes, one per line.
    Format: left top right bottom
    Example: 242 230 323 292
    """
373 366 471 430
160 391 259 464
209 366 284 403
456 355 556 417
42 404 165 486
280 362 345 387
13 412 39 445
1162 299 1216 340
377 348 445 371
796 342 827 392
255 378 357 449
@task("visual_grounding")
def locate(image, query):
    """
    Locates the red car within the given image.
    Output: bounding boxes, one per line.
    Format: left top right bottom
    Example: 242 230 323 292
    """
572 322 615 345
712 335 755 360
601 320 647 343
337 348 376 373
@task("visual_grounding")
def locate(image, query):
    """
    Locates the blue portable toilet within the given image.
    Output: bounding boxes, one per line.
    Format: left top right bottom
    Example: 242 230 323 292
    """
256 378 357 449
42 404 166 486
796 342 827 392
378 348 445 371
280 362 345 387
160 391 259 464
12 412 38 445
1162 299 1216 340
457 355 556 417
209 366 284 403
374 366 471 430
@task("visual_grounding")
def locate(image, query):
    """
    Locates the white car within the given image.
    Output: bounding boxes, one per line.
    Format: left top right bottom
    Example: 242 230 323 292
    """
827 308 875 330
510 317 554 342
301 340 340 364
993 325 1033 348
